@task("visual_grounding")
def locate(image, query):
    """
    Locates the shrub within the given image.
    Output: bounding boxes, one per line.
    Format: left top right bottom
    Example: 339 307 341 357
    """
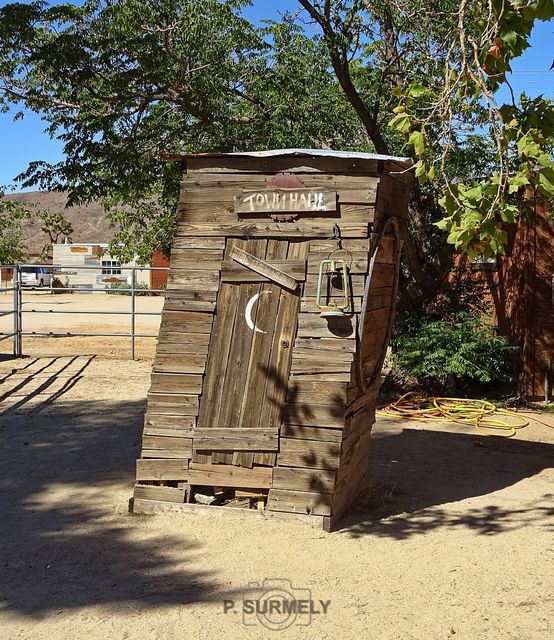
391 309 516 391
106 281 150 296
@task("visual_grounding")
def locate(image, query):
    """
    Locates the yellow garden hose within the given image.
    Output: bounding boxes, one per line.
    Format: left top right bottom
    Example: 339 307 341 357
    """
377 392 529 437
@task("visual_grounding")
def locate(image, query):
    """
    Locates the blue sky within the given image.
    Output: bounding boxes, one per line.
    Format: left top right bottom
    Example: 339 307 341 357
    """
0 1 552 191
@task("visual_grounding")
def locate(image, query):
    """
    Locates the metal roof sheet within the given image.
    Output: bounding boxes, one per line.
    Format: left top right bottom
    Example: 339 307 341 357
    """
175 148 412 164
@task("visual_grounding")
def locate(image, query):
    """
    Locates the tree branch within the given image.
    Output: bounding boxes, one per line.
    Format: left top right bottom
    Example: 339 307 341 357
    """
298 0 389 154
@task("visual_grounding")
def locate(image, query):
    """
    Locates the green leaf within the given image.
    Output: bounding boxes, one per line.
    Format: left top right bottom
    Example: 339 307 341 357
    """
536 0 554 20
435 217 452 231
408 130 426 155
389 111 411 134
536 169 554 197
408 82 428 98
500 30 518 48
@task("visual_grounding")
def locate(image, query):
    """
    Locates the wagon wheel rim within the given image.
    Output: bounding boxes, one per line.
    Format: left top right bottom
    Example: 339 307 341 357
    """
355 216 402 393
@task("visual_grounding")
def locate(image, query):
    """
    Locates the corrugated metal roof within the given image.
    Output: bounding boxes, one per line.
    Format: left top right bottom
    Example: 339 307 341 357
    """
174 148 412 163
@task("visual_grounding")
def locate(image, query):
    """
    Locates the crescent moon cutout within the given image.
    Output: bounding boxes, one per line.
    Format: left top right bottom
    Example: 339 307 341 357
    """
245 291 271 334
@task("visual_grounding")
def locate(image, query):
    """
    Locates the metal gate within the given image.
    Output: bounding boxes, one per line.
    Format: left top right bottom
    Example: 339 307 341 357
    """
0 263 168 360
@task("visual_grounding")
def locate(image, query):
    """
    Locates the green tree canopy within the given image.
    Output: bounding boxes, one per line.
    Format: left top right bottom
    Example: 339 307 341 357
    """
0 0 552 298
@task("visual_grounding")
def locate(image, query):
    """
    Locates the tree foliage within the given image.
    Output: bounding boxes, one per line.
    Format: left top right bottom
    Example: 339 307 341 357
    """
39 210 73 245
0 0 365 262
296 0 554 292
0 192 30 264
0 0 552 276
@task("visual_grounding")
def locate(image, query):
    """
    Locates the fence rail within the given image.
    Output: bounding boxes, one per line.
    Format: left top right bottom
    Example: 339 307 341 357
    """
0 264 168 360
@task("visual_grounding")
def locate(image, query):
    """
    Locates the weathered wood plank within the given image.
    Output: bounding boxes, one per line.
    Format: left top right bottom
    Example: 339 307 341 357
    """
177 203 374 224
218 241 266 431
142 434 193 451
331 428 372 521
272 467 336 493
258 242 307 428
143 425 196 437
180 184 375 206
156 332 211 350
223 240 268 466
296 313 356 339
153 354 207 376
181 173 379 189
249 239 289 466
226 249 304 289
170 248 224 270
176 223 368 239
285 380 347 406
146 393 199 416
293 337 356 353
150 373 203 394
163 296 216 313
277 438 341 470
309 239 370 252
300 297 362 314
156 333 210 356
221 259 306 283
283 402 346 427
195 286 239 424
289 371 353 383
136 459 189 481
141 449 192 459
168 269 221 291
280 425 344 443
267 488 332 516
291 347 354 376
172 237 225 250
337 204 375 222
160 310 213 334
134 485 186 503
308 252 369 275
361 308 392 336
192 428 278 452
366 262 396 288
370 233 397 264
188 463 273 488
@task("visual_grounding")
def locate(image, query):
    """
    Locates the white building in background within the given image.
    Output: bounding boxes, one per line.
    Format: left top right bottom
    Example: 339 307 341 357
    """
52 243 151 290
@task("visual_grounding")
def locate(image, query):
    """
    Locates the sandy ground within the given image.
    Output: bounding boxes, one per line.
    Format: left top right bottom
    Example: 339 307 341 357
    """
0 346 552 640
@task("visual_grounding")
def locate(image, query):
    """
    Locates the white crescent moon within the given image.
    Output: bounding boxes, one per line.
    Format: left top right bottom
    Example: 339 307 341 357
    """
245 291 271 334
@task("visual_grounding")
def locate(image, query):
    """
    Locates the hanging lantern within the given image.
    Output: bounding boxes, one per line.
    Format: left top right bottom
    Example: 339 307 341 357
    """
316 258 352 318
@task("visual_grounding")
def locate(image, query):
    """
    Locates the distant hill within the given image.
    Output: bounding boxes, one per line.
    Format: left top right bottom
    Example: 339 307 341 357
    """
2 191 115 255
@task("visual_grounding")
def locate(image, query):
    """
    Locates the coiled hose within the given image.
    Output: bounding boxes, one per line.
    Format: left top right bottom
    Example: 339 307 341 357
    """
377 392 529 437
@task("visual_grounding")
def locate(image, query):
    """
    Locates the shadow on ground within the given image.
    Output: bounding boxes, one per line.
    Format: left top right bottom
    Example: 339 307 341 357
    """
340 424 554 538
0 357 240 617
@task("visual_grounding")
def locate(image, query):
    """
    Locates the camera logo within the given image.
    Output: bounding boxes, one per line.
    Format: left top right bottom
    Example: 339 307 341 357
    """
223 578 331 631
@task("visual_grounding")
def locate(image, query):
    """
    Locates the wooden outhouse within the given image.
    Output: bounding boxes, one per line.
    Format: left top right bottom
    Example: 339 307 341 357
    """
132 149 413 530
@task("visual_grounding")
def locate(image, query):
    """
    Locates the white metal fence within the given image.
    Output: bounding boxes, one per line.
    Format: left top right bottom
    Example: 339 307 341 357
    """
0 264 168 360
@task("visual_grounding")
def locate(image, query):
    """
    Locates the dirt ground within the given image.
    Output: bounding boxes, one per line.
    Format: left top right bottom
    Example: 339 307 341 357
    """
0 308 553 639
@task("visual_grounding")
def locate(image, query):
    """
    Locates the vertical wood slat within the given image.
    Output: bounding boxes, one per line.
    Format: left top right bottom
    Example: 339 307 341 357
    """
194 239 240 463
250 239 290 466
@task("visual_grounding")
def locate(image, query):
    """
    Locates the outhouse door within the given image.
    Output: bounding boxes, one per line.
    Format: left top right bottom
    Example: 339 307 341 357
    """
194 238 306 466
